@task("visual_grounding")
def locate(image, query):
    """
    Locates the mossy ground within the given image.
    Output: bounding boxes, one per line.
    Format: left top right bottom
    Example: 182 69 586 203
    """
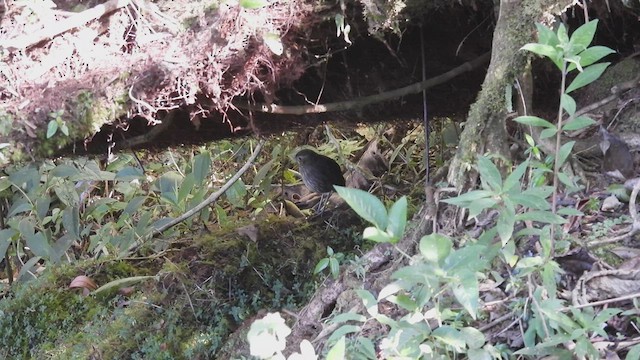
0 211 365 359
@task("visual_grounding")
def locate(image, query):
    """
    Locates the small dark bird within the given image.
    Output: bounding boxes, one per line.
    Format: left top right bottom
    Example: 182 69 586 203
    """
294 148 345 211
599 126 635 180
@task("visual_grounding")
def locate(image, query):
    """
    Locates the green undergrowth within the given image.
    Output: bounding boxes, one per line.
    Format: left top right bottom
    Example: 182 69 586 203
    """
0 212 365 359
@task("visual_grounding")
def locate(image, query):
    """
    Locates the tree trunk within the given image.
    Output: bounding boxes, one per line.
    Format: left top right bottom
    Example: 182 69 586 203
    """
447 0 573 190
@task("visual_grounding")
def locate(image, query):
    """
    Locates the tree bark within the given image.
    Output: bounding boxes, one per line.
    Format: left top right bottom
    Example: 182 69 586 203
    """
447 0 573 189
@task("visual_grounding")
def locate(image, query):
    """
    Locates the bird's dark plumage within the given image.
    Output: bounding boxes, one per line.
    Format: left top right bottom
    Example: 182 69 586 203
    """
295 149 345 194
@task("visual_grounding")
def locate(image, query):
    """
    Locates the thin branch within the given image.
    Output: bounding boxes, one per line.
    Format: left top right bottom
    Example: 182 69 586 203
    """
151 138 265 236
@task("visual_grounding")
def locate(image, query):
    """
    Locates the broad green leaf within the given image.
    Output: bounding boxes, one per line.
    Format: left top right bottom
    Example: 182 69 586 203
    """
562 116 596 131
24 231 51 258
157 171 183 206
557 141 575 168
542 261 560 298
62 206 80 240
54 182 80 207
514 115 555 128
560 93 576 115
192 152 211 185
363 226 392 243
239 0 269 9
497 203 516 245
355 289 379 317
354 337 377 359
51 164 80 178
557 207 583 216
521 43 559 60
540 127 558 139
17 256 41 282
467 197 498 219
567 46 615 71
331 312 367 324
419 234 452 264
225 178 247 209
503 160 529 192
558 171 579 190
521 186 554 199
335 186 387 229
46 121 58 138
453 270 479 319
557 23 569 44
35 196 51 221
569 20 598 53
565 62 610 93
8 202 32 217
386 196 407 241
468 349 493 360
433 326 465 351
327 325 359 346
123 196 146 216
178 174 195 204
0 229 17 258
461 327 486 349
253 158 275 188
510 193 550 210
535 23 559 47
115 166 144 180
329 258 339 278
477 156 502 191
516 210 566 224
326 336 346 360
378 282 402 300
442 190 493 206
314 258 329 274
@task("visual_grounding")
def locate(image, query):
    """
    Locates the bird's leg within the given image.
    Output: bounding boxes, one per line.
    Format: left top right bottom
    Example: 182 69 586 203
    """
312 192 331 214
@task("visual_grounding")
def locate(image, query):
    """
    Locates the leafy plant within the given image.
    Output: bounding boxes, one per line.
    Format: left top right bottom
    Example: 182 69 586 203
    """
46 110 69 138
314 246 344 279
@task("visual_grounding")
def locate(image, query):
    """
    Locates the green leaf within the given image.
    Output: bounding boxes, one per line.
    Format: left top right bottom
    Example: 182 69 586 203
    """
497 203 516 245
314 258 329 274
157 171 183 206
568 46 615 71
225 178 247 209
535 23 559 47
62 206 80 240
521 43 559 60
467 197 498 219
442 190 493 207
253 158 275 188
562 116 596 131
557 141 575 168
461 327 486 349
60 123 69 136
355 289 379 317
93 275 157 295
557 23 569 44
46 120 58 138
363 226 392 243
558 171 578 190
560 94 576 115
192 152 211 185
326 336 346 360
540 127 558 139
565 62 610 93
503 160 529 192
335 186 387 229
331 312 367 324
569 20 598 53
239 0 269 9
515 211 566 224
329 258 340 278
557 207 583 216
419 234 452 264
386 196 407 241
514 115 555 128
477 156 502 191
453 270 479 319
432 326 465 351
510 193 550 210
0 229 17 258
123 196 146 216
